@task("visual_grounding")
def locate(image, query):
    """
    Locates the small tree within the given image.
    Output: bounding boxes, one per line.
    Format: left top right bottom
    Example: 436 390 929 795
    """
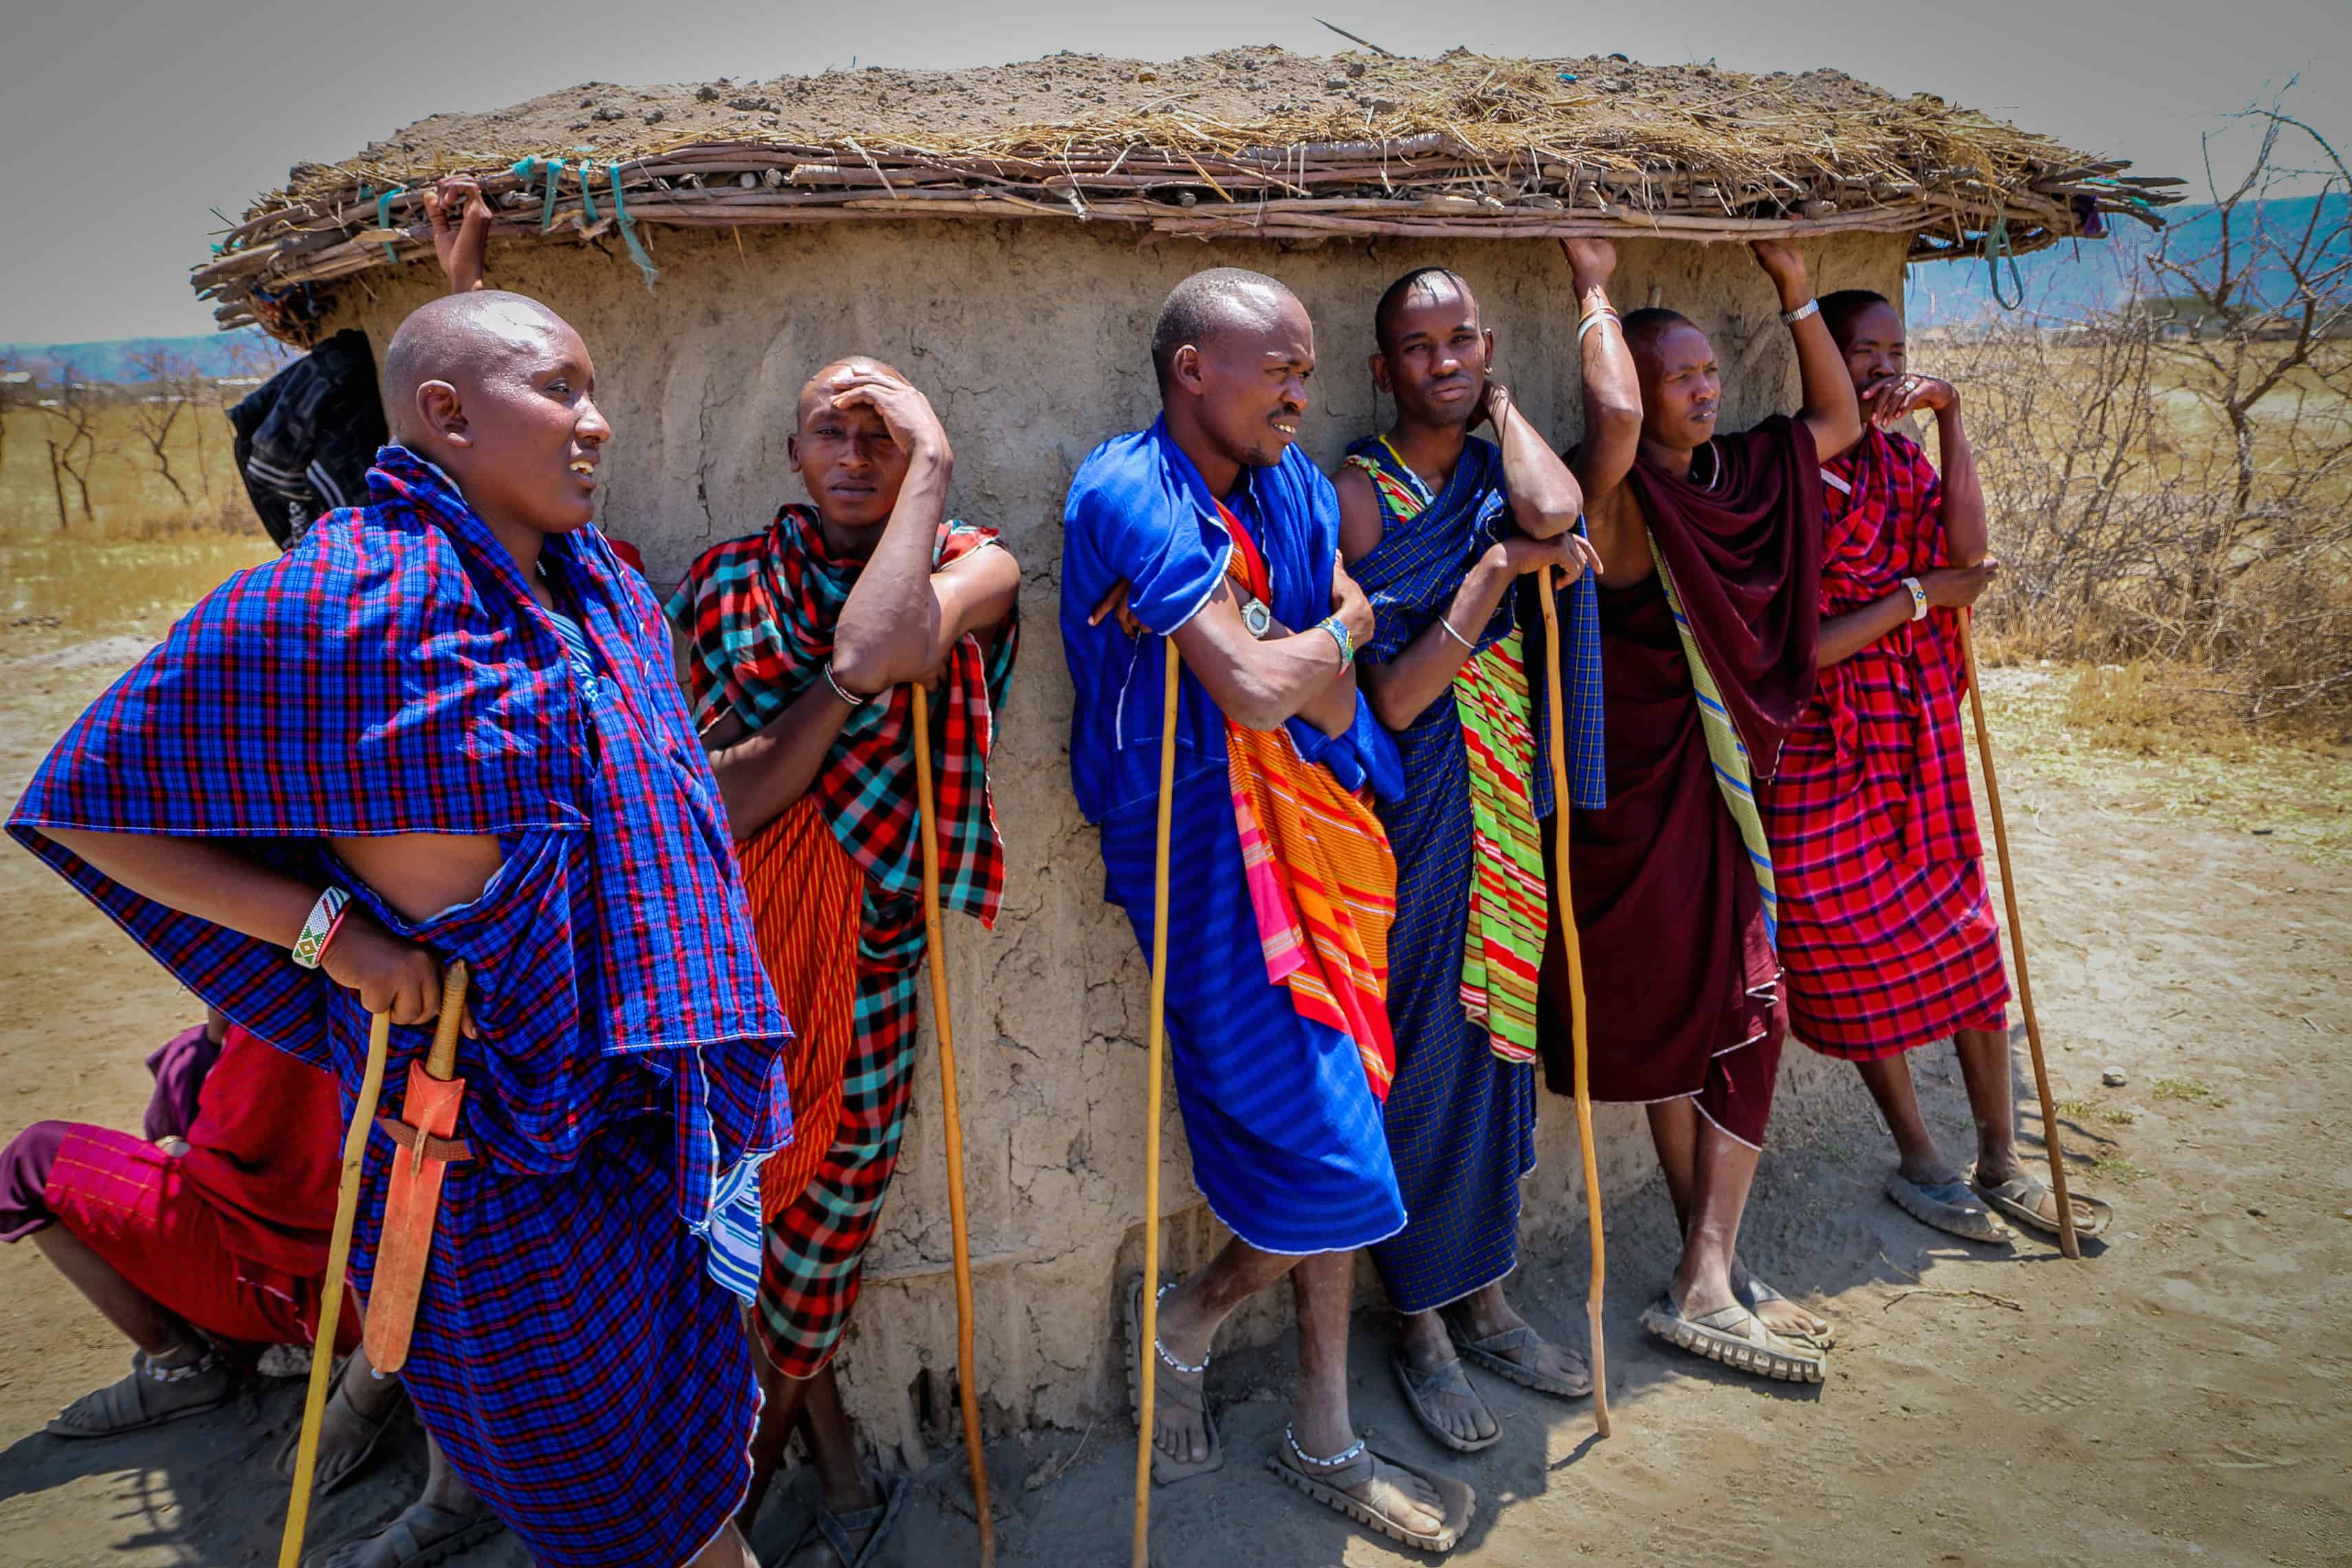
124 347 197 504
39 367 107 527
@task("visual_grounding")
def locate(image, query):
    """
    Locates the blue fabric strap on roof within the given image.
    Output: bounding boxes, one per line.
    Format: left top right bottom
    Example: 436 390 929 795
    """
1986 214 2025 311
375 188 406 265
608 164 660 292
577 164 600 229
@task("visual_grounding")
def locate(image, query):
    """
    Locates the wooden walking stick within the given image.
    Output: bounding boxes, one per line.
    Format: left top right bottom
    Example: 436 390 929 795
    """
280 1005 396 1568
1536 574 1611 1437
1132 641 1181 1568
909 682 995 1567
1959 611 2080 1259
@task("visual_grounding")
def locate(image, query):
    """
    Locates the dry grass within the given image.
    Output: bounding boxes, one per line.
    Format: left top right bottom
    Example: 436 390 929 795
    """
0 402 250 545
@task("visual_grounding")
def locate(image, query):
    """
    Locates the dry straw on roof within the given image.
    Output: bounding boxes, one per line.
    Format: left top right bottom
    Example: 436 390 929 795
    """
193 47 2181 329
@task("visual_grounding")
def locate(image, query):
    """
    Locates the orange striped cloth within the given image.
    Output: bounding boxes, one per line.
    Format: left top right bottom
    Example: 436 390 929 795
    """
734 796 862 1221
1217 503 1400 1100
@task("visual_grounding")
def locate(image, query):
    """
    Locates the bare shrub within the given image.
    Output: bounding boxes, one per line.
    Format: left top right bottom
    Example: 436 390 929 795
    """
1946 104 2352 733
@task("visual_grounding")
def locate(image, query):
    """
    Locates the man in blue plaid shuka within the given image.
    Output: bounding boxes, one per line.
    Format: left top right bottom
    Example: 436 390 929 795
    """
9 293 790 1568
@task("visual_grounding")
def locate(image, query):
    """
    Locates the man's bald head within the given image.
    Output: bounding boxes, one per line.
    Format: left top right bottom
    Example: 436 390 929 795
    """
382 291 580 442
796 357 912 426
1620 307 1697 371
1151 269 1297 393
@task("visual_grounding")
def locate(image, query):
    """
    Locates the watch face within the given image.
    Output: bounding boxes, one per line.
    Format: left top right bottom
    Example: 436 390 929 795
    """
1241 597 1273 638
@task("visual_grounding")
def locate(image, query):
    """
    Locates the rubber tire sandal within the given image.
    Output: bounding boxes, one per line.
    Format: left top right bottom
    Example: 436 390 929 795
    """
783 1471 906 1568
1123 1272 1223 1484
46 1349 233 1439
275 1368 411 1496
1444 1320 1592 1400
1887 1173 2014 1244
1972 1168 2111 1239
300 1503 503 1568
1736 1276 1838 1351
1266 1441 1474 1554
1641 1293 1825 1384
1390 1349 1501 1453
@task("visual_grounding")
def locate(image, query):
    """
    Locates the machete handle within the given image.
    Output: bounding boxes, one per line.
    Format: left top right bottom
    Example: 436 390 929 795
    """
424 959 470 1080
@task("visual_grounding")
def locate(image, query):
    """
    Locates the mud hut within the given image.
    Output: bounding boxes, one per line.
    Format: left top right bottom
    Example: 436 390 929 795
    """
190 48 2172 1460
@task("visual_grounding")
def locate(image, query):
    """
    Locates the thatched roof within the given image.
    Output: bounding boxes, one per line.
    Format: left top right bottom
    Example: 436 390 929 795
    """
193 46 2181 331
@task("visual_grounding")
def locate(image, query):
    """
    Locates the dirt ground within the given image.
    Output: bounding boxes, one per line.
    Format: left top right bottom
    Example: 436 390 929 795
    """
1 607 2347 1567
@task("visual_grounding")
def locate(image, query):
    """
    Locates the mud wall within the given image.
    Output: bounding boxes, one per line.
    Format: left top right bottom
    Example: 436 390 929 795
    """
327 221 1907 1460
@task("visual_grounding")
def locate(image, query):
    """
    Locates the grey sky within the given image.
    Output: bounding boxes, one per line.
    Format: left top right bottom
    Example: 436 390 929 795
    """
8 0 2344 342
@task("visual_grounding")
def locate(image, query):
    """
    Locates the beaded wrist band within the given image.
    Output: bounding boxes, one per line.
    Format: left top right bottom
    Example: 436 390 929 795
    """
822 658 873 707
1901 576 1930 622
1315 613 1355 670
291 885 351 970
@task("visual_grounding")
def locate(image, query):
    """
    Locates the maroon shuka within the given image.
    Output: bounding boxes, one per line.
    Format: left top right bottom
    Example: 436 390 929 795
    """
1536 416 1826 1148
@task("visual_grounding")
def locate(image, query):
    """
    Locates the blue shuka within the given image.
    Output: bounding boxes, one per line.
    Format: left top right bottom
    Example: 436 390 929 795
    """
8 448 790 1568
1062 418 1406 1255
1344 433 1606 1311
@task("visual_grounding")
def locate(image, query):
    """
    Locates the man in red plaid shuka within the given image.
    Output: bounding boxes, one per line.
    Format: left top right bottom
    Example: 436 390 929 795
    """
668 358 1019 1567
1758 291 2107 1247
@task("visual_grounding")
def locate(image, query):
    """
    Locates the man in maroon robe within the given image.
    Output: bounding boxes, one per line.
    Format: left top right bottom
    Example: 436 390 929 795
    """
1538 238 1860 1384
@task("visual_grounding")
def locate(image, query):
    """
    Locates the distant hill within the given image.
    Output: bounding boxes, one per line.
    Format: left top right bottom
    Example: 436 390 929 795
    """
0 330 290 384
1911 194 2349 326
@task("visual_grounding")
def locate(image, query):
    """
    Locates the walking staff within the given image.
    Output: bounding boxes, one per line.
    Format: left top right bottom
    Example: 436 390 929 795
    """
1959 613 2080 1259
911 682 997 1563
1537 575 1611 1437
1131 645 1181 1568
278 999 396 1567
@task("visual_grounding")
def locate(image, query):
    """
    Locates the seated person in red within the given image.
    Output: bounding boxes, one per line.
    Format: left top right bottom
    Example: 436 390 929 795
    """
1 1010 358 1436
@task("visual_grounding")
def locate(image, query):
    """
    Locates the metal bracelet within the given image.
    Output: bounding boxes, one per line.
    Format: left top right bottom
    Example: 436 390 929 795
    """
822 658 873 707
1437 613 1477 651
1577 307 1622 345
1781 297 1821 326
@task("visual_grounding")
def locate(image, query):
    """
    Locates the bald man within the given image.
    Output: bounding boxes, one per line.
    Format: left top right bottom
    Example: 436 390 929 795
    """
10 290 792 1568
1062 268 1471 1553
667 357 1019 1567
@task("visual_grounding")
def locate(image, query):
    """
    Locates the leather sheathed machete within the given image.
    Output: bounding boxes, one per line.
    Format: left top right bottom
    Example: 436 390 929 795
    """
363 959 473 1375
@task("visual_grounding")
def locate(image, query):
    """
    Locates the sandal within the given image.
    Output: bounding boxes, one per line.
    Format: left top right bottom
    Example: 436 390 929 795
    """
1123 1272 1223 1484
1443 1319 1592 1400
1972 1167 2111 1239
1265 1430 1475 1554
1390 1349 1500 1453
1888 1173 2014 1244
276 1369 410 1496
783 1472 906 1568
1640 1292 1825 1384
47 1348 232 1439
301 1502 503 1568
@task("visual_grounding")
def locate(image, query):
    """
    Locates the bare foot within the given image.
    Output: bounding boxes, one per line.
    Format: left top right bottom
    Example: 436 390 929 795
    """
1395 1311 1496 1446
1447 1283 1591 1395
1730 1257 1834 1344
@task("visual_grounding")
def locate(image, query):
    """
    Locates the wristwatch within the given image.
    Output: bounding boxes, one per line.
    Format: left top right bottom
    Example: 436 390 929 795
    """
1900 576 1929 621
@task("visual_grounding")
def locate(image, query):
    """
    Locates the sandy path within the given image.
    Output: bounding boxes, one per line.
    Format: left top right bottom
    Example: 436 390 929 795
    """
1 634 2344 1568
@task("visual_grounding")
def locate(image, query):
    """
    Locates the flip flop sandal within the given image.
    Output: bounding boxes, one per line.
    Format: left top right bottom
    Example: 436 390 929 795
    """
1390 1349 1501 1453
301 1503 503 1568
1887 1173 2014 1245
1123 1272 1223 1484
1443 1320 1593 1400
784 1471 907 1568
1972 1169 2112 1239
1266 1437 1476 1554
276 1371 411 1496
1641 1293 1825 1384
47 1349 233 1439
1736 1276 1839 1351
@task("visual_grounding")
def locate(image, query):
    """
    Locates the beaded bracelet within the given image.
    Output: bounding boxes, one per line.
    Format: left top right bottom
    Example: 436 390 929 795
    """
1314 613 1354 670
291 885 351 970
